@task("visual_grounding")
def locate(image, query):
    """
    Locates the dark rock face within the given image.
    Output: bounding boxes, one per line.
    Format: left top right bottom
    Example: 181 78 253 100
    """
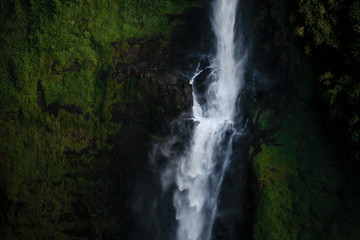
100 4 224 239
111 39 193 134
112 68 192 125
138 71 192 115
104 27 197 240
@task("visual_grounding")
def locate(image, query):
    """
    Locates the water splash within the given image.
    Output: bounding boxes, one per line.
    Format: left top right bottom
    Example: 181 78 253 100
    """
160 0 246 239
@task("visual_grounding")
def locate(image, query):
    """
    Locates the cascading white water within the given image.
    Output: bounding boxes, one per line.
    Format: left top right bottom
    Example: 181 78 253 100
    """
166 0 245 239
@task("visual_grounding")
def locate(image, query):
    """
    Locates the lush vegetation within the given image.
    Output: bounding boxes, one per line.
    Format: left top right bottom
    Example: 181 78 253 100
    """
292 0 360 151
0 0 187 115
1 0 359 239
251 0 360 239
253 108 360 240
0 0 186 238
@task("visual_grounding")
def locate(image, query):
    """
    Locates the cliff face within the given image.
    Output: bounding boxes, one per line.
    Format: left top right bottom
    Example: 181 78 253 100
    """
0 1 199 239
243 0 360 239
3 1 358 239
110 38 193 133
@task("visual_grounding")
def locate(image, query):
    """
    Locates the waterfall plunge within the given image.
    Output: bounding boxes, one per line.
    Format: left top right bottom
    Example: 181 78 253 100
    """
160 0 245 239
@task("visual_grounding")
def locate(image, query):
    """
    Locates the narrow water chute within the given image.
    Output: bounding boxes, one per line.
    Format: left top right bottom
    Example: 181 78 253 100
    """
164 0 247 239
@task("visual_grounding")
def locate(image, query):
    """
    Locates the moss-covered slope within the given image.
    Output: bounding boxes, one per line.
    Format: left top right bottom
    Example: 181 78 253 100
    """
248 0 360 239
0 0 189 239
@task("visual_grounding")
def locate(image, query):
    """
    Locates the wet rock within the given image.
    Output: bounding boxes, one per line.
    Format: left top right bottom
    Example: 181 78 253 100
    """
138 71 192 117
192 67 212 105
111 68 192 133
111 38 193 135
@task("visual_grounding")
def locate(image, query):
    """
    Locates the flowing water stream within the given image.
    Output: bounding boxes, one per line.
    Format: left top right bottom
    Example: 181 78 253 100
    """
159 0 246 239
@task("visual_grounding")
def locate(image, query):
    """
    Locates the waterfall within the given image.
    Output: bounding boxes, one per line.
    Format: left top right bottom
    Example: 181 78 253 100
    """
159 0 246 239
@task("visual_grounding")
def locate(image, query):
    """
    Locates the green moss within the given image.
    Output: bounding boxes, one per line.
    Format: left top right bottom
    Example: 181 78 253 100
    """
0 0 187 238
253 110 347 240
0 106 122 238
253 51 359 240
252 1 360 238
258 109 275 129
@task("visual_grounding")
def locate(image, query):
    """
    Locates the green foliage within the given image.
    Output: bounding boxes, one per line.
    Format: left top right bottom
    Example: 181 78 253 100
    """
253 110 360 240
297 0 340 47
290 0 360 146
119 0 186 40
321 73 360 141
0 0 187 238
258 110 275 129
0 110 116 239
252 1 360 238
0 0 186 114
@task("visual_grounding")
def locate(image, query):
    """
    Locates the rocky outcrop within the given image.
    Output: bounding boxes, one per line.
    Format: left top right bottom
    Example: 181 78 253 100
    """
112 67 191 129
110 38 193 134
100 21 201 239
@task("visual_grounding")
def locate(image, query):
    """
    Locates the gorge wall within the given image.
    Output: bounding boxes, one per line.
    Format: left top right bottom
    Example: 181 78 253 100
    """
1 0 360 240
0 1 200 238
243 0 360 239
